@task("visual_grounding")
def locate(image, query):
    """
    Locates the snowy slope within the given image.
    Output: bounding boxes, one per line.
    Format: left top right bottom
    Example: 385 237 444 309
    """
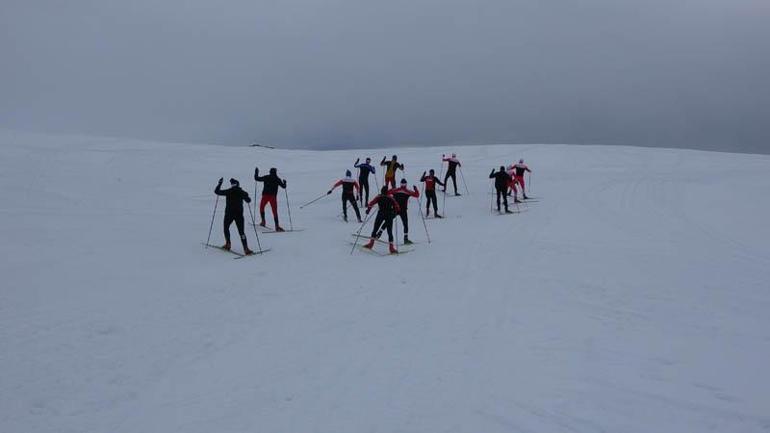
1 130 769 433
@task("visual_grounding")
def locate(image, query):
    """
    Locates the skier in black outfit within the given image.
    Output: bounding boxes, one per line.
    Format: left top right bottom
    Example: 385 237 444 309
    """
328 170 362 222
254 167 287 231
490 166 513 214
353 157 376 205
387 179 420 244
420 169 444 218
441 153 462 195
363 186 401 254
214 178 254 254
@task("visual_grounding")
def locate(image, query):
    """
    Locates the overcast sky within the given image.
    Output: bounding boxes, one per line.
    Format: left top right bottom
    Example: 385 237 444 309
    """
1 0 768 152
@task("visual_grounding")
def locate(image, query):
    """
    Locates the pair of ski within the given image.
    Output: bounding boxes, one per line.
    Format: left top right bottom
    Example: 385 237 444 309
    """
202 243 271 259
350 234 414 256
249 223 305 233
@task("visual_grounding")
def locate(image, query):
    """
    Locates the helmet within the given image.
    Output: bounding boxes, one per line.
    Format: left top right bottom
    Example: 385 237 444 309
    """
345 169 352 177
229 178 239 186
269 167 277 175
452 153 456 158
519 159 524 164
400 178 407 185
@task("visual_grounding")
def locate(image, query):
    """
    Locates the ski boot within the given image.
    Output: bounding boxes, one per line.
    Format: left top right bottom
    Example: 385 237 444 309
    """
275 226 285 232
514 198 522 203
259 220 267 228
243 248 255 255
523 193 529 200
389 243 398 254
403 235 413 245
343 215 348 222
505 208 513 214
363 238 375 249
357 218 363 223
221 241 231 250
455 193 461 196
435 213 443 218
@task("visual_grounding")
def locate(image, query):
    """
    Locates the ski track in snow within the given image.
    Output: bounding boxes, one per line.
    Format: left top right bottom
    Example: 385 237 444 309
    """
1 131 770 433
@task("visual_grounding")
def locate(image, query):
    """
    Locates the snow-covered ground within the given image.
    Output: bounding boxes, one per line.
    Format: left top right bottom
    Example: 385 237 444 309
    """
1 130 769 433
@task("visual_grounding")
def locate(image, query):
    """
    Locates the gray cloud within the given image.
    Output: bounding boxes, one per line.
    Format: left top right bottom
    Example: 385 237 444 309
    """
1 0 769 153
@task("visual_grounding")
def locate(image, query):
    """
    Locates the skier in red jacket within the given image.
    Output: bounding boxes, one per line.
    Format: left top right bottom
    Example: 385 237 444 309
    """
420 169 444 218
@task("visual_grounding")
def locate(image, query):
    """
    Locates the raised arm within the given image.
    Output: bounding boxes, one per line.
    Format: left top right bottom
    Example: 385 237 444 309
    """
214 178 226 195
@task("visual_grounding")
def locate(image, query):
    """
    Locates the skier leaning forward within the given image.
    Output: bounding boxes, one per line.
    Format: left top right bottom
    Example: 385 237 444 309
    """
388 179 420 244
254 167 287 231
214 177 254 255
328 170 362 222
363 186 401 254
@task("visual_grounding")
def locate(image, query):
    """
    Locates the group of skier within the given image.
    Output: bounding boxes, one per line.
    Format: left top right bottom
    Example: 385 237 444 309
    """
210 154 532 255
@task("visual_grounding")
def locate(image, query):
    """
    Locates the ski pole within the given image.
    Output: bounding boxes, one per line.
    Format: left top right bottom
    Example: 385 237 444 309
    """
254 181 258 219
299 192 328 209
528 172 532 195
246 203 264 253
350 211 374 255
205 195 220 247
489 180 494 214
416 189 431 243
442 184 447 216
284 188 294 231
459 166 470 195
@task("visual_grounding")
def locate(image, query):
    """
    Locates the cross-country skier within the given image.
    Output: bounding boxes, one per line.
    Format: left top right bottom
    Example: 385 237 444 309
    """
441 153 462 195
328 170 362 222
353 157 376 205
511 159 532 199
388 179 420 244
254 167 287 231
380 155 404 189
420 169 444 218
490 166 513 214
506 164 522 203
363 186 401 254
214 177 254 255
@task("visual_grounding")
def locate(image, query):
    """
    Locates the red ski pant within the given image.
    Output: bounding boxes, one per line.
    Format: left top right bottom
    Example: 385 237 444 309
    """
259 194 278 221
514 175 525 191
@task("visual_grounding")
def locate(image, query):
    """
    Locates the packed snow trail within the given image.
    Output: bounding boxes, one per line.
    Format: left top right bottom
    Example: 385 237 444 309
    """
1 131 769 433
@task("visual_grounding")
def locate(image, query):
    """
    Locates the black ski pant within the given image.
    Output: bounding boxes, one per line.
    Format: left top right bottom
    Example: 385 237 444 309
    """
444 171 458 194
342 193 361 220
397 209 409 235
358 177 370 205
425 190 439 214
224 213 248 247
496 187 509 211
371 212 394 242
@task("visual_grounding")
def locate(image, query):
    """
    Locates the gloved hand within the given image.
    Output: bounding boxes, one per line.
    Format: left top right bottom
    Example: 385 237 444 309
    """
254 167 259 176
283 180 287 188
365 207 371 214
218 177 223 185
327 190 332 195
355 157 359 164
413 185 418 191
